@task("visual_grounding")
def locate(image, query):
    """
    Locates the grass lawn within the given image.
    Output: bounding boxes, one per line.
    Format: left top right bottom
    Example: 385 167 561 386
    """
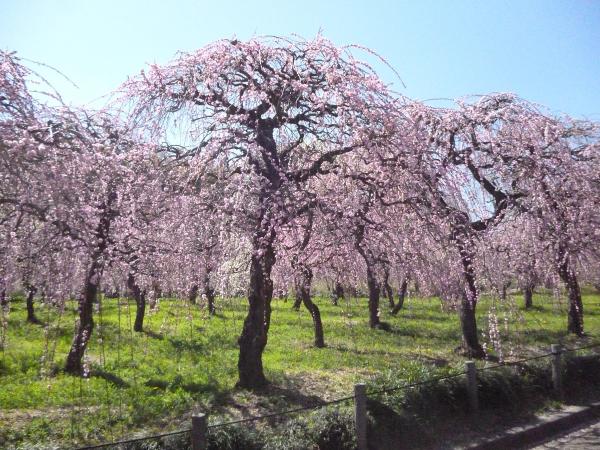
1 289 599 448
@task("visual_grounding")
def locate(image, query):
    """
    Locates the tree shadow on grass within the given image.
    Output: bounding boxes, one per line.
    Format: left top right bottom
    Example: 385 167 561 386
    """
144 376 223 398
220 375 331 427
91 369 130 388
143 329 164 340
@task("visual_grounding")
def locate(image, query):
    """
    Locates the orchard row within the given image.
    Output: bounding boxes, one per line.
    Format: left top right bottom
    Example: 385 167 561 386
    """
1 36 598 389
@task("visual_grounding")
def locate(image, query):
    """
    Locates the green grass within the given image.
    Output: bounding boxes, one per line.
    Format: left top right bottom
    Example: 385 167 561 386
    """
0 289 599 448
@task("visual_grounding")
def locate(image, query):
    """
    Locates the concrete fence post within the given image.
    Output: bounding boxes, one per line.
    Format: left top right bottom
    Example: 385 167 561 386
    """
354 383 367 450
192 413 207 450
551 344 563 396
465 361 479 412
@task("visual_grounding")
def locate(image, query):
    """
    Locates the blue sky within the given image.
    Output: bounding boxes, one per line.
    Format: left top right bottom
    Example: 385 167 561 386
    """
1 0 599 118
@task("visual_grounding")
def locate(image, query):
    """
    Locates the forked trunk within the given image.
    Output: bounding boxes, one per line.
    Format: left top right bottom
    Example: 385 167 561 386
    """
295 265 324 348
391 278 408 315
237 228 276 389
558 258 584 336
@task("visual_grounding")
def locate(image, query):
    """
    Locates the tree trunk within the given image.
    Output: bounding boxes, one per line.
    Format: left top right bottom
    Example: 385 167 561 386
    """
127 273 146 332
189 284 199 304
383 267 395 309
458 243 485 358
292 295 302 310
25 285 40 324
295 265 325 348
237 226 276 389
391 278 408 315
524 284 534 309
65 260 101 375
65 195 113 376
332 281 344 306
203 272 216 315
365 266 381 328
558 258 584 336
0 289 7 308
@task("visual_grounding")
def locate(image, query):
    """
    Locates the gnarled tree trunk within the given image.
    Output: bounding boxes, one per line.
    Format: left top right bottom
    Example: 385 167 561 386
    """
458 242 485 358
237 221 276 389
391 278 408 315
65 259 101 375
65 196 113 376
294 265 324 348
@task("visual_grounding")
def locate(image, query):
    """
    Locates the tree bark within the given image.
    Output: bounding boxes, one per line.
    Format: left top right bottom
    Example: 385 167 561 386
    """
365 265 381 328
524 283 534 309
294 265 325 348
65 195 113 376
189 284 199 304
292 295 302 311
458 242 485 358
558 257 584 336
391 278 408 315
0 289 7 308
65 259 101 375
383 267 395 309
203 271 216 315
354 223 382 329
237 224 276 389
25 285 40 324
331 281 344 306
127 273 146 332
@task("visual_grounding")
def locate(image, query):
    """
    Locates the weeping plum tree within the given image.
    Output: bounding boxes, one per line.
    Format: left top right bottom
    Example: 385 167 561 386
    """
393 96 536 358
126 36 397 388
1 52 163 373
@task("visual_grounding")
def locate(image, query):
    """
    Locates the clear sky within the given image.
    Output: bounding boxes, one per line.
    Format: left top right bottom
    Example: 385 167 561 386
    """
1 0 599 118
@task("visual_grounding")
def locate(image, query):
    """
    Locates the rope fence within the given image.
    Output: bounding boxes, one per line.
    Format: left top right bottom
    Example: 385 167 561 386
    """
74 341 600 450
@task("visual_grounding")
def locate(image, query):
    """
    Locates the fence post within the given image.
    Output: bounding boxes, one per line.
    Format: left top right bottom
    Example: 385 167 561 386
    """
354 383 367 450
551 344 562 397
192 413 207 450
465 361 479 412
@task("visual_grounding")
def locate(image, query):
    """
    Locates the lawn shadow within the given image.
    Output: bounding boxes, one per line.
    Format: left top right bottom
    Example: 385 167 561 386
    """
145 376 223 395
144 329 164 340
91 369 130 388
